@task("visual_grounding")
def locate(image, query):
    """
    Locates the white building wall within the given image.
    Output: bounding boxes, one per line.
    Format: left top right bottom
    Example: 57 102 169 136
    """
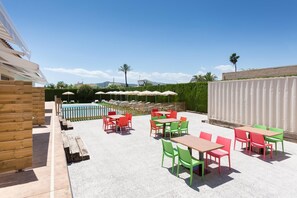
208 76 297 135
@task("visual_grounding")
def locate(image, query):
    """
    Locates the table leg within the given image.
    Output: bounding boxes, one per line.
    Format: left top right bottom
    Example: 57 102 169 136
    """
193 152 210 176
163 123 166 137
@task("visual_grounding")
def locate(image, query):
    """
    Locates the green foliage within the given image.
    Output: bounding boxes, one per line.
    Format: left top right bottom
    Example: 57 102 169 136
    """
230 53 240 72
56 81 67 89
45 82 209 113
191 72 217 82
118 64 132 87
45 83 55 89
77 84 94 103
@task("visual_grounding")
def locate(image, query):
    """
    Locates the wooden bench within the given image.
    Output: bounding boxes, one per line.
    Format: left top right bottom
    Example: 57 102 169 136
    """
61 132 90 163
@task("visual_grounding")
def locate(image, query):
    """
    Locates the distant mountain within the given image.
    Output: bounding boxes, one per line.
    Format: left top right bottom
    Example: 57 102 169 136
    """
95 81 137 88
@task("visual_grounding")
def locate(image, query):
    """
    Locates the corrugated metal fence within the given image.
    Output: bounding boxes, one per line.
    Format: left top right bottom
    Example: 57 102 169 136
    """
208 76 297 135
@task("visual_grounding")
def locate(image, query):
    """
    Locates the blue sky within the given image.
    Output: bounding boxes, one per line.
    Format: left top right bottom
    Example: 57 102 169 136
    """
2 0 297 85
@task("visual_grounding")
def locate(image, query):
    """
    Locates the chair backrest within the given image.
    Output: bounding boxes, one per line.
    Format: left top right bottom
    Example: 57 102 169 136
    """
162 139 174 154
269 127 284 140
234 128 248 140
151 116 159 121
180 121 189 129
199 131 212 141
125 113 132 121
151 111 158 117
169 111 177 119
216 136 231 153
118 117 128 126
253 124 267 130
250 132 265 145
170 122 179 130
180 117 187 122
150 120 157 128
108 111 116 115
177 146 192 164
152 108 159 112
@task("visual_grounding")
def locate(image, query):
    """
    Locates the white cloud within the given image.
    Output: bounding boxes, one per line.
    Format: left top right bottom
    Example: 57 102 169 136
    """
45 67 193 84
214 65 234 72
200 66 206 70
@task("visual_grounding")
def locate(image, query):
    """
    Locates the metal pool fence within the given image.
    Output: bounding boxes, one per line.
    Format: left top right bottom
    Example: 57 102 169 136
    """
62 105 125 121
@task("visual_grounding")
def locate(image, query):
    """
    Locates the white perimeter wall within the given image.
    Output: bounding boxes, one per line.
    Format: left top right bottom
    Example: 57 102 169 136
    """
208 76 297 135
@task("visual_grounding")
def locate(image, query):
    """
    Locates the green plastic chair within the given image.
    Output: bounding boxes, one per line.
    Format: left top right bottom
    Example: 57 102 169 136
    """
179 121 189 135
177 146 204 186
253 124 267 130
265 127 284 154
165 122 179 139
151 116 163 127
161 139 178 173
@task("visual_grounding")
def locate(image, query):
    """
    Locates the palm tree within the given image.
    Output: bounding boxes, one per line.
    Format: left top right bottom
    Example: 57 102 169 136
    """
118 64 131 87
191 74 205 82
230 53 240 72
204 72 217 81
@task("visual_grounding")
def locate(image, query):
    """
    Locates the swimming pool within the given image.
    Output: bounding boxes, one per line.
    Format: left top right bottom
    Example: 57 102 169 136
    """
62 103 123 121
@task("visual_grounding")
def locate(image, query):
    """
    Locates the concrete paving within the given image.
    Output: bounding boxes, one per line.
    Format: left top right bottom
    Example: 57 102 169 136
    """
67 112 297 198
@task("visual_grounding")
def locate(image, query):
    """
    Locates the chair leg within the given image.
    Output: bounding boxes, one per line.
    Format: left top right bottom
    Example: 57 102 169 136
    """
205 154 208 166
228 155 231 170
218 158 221 174
176 161 180 177
201 162 205 180
172 157 175 173
282 141 284 153
161 153 164 167
190 167 193 186
263 147 266 160
275 142 277 155
270 145 273 159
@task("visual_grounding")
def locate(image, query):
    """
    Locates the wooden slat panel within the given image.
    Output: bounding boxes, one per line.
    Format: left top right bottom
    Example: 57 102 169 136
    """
0 138 32 152
0 80 33 173
0 130 32 141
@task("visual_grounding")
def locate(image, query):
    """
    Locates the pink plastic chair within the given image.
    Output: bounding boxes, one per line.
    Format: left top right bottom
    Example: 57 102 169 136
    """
199 131 212 141
234 128 250 151
206 136 231 174
249 132 273 160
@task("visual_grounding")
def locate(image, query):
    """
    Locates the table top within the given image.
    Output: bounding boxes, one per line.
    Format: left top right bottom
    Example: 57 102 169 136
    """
171 135 223 153
108 115 125 119
236 126 282 137
155 111 171 115
154 118 179 123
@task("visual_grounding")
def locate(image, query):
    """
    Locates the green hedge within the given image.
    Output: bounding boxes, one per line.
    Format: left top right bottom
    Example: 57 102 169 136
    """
45 82 208 113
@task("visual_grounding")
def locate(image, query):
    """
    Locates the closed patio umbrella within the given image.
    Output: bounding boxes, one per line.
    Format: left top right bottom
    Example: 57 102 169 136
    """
161 91 178 102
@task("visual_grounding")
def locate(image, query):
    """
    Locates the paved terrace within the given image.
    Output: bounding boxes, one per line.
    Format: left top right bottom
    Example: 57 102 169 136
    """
0 102 72 198
67 112 297 197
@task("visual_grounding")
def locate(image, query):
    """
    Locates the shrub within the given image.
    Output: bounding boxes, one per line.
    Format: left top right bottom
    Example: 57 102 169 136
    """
77 85 94 103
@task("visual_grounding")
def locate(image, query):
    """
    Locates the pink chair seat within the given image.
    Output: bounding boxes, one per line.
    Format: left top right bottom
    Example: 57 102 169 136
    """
207 149 229 157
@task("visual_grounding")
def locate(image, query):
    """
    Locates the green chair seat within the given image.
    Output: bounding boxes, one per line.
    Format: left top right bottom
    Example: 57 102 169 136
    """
165 122 179 139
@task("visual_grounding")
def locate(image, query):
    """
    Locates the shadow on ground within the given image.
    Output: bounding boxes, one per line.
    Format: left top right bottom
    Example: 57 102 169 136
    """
32 132 50 168
0 170 38 188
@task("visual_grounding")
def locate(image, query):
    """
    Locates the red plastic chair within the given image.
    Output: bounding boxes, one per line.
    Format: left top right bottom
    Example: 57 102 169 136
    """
167 111 177 119
117 117 129 134
151 108 159 112
150 120 161 137
234 128 250 151
199 131 212 141
206 136 231 174
179 116 187 122
125 113 132 128
102 116 115 132
108 111 116 115
249 132 273 160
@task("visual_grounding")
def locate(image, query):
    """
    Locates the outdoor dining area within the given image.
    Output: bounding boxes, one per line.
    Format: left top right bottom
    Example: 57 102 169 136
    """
66 111 296 197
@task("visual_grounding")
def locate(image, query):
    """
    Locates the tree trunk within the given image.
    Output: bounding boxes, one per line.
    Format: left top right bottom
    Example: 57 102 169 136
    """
125 71 128 87
235 63 237 73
